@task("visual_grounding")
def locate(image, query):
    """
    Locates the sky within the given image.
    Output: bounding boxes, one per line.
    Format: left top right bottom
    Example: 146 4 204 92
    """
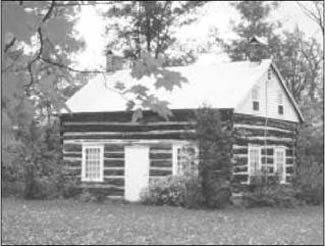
74 1 323 70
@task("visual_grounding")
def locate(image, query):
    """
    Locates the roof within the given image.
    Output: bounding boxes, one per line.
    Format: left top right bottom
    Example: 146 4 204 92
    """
63 58 304 122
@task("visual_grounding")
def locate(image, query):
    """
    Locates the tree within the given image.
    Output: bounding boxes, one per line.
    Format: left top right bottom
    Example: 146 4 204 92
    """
297 1 324 35
102 1 207 62
223 1 281 61
275 27 323 103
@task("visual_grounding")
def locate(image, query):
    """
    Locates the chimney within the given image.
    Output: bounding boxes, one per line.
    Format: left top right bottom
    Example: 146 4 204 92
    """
247 36 268 64
106 50 114 72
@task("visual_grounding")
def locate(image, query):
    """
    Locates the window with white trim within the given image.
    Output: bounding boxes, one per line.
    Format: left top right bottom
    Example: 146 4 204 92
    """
275 147 286 183
82 145 104 182
248 145 260 177
172 144 198 176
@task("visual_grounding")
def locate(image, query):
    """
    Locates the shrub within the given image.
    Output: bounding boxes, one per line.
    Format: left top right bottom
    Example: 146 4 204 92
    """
242 184 301 208
140 175 203 208
62 178 81 198
2 181 25 197
24 175 60 199
295 185 323 206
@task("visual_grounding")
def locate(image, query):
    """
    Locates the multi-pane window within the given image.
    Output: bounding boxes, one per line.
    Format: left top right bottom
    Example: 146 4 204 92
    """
82 145 104 182
249 146 260 176
173 144 198 176
275 148 286 183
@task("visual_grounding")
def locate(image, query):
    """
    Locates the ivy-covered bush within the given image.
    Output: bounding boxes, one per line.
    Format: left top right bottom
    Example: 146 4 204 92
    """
140 175 203 208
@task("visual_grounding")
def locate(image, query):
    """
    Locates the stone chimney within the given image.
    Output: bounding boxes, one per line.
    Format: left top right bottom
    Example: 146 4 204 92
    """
106 50 114 72
247 36 268 64
106 50 129 72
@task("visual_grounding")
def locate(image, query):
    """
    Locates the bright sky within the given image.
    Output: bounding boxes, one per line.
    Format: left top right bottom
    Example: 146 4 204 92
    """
74 1 322 70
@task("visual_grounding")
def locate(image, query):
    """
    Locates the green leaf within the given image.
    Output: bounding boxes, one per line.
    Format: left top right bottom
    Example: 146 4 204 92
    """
2 3 40 43
155 69 187 91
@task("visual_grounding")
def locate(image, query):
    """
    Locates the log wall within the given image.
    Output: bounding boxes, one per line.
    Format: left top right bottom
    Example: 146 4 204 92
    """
61 109 233 198
232 113 298 184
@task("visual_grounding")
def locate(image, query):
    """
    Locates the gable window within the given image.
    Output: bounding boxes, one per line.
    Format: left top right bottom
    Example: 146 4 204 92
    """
252 86 260 111
277 92 284 115
82 145 104 182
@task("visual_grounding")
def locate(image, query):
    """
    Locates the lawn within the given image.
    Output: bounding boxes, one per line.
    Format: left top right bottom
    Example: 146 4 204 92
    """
2 198 323 245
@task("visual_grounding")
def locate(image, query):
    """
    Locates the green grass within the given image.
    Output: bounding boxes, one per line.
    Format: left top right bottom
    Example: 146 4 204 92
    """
2 198 323 245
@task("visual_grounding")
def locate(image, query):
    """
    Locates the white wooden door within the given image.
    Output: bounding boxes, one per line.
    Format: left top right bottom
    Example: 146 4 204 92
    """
125 145 149 201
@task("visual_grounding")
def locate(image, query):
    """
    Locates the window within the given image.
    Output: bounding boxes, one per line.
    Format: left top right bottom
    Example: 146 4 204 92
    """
278 105 284 115
172 144 198 176
277 92 284 115
275 148 286 183
252 86 260 111
82 145 104 182
253 101 260 111
248 145 260 177
267 68 272 80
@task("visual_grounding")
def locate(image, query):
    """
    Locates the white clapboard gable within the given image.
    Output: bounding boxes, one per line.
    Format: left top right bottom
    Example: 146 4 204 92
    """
64 58 303 122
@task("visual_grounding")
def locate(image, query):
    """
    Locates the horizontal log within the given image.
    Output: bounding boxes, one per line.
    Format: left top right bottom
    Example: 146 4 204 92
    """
103 178 124 186
63 132 193 140
64 160 80 167
104 159 124 167
150 169 172 177
235 138 296 147
60 109 232 123
103 175 124 179
149 152 172 159
63 144 82 152
64 152 82 158
233 124 294 133
64 130 195 137
104 152 124 158
104 169 124 176
104 144 125 152
233 156 248 166
233 113 298 131
234 128 295 139
150 144 172 151
233 144 248 149
64 139 190 145
64 121 196 126
150 160 172 168
63 123 194 132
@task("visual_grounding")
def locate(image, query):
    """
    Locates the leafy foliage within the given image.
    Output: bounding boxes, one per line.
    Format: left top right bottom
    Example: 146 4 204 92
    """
194 107 233 208
140 175 203 208
103 1 207 61
242 185 301 208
